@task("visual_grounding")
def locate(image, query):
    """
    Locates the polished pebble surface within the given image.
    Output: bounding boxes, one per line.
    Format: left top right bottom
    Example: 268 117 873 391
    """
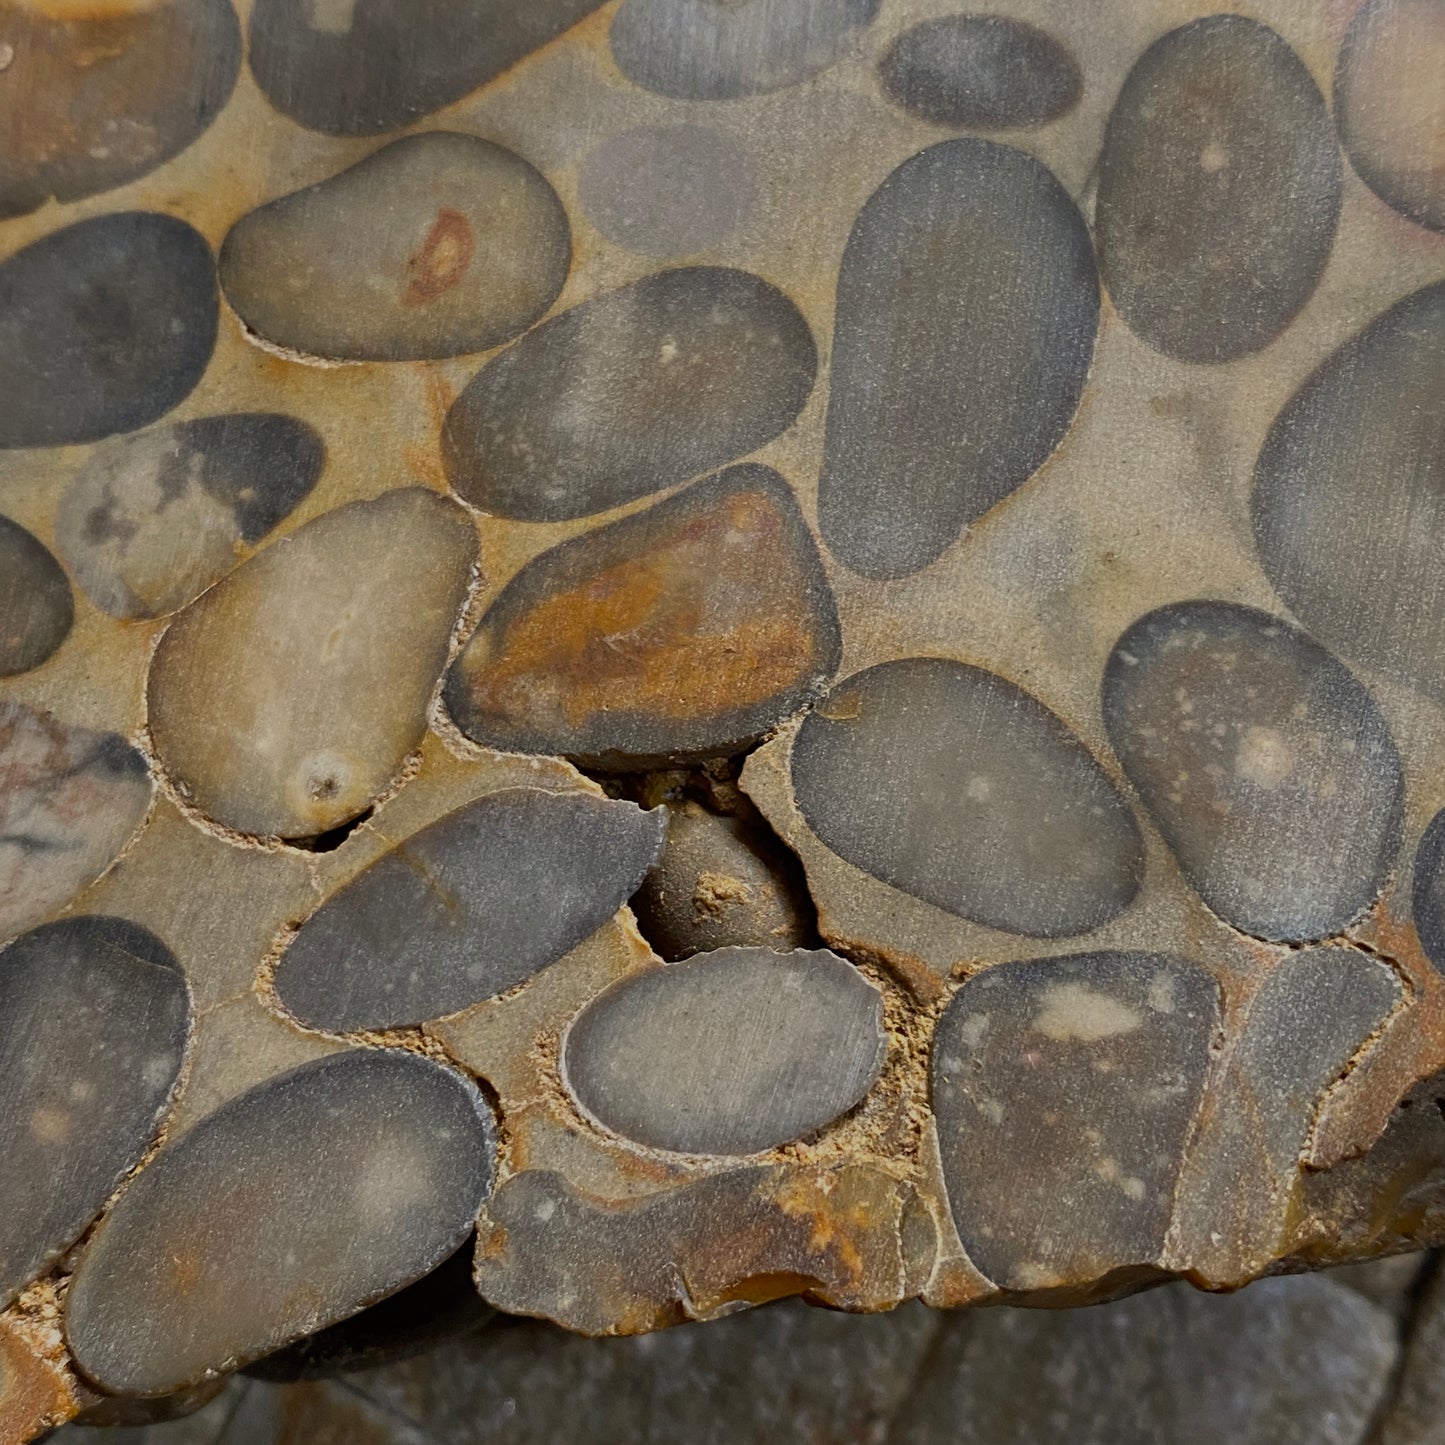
0 0 1442 1417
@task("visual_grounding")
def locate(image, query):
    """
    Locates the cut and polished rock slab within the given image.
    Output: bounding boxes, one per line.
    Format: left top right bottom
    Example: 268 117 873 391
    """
0 916 190 1309
932 951 1218 1293
275 788 664 1031
1095 15 1341 363
0 516 72 677
791 658 1142 938
220 133 571 363
442 267 816 522
562 946 885 1156
149 488 476 838
65 1049 496 1396
0 702 153 943
1102 600 1404 942
56 413 325 620
819 138 1097 579
444 466 840 766
0 212 218 449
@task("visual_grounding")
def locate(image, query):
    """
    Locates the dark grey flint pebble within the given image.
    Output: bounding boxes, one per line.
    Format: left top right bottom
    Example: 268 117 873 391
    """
933 951 1218 1291
1103 601 1403 941
563 946 885 1155
1412 808 1445 978
0 516 73 676
878 16 1081 129
0 917 190 1310
274 789 665 1031
0 212 218 450
65 1049 496 1396
1252 282 1445 700
610 0 880 100
220 132 570 363
0 0 240 221
1334 0 1445 233
248 0 605 135
819 139 1097 578
443 267 816 522
792 658 1142 938
1095 14 1341 363
56 413 324 620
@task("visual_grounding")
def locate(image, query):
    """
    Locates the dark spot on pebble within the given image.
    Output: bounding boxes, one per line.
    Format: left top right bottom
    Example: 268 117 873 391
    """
792 657 1143 937
1095 15 1341 363
443 267 816 522
0 212 217 450
1102 600 1403 941
819 139 1097 579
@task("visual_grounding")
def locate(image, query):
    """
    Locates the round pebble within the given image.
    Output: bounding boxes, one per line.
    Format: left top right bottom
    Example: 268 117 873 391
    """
0 516 73 676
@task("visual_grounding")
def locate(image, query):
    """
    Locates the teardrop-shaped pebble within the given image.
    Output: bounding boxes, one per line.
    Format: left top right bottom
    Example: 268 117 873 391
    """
0 917 190 1309
0 702 153 942
248 0 605 136
0 0 240 220
444 465 841 766
819 139 1097 579
149 488 476 839
220 133 570 363
791 658 1143 938
1335 0 1445 232
577 126 757 258
563 947 885 1155
1412 807 1445 977
933 951 1218 1291
65 1049 495 1396
442 267 816 522
56 414 324 620
275 789 665 1031
878 16 1081 129
0 212 218 449
1102 601 1403 941
1252 282 1445 699
0 516 73 675
1095 15 1341 363
609 0 879 100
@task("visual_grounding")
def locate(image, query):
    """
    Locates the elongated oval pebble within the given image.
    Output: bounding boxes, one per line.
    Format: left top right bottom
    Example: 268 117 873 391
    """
0 212 218 449
0 917 190 1309
65 1049 495 1396
56 413 324 620
791 658 1142 938
0 0 240 220
1252 282 1445 699
248 0 605 136
0 516 73 675
1095 15 1341 362
1102 601 1403 941
933 951 1218 1291
275 789 665 1031
443 267 816 522
1335 0 1445 232
563 947 885 1155
609 0 879 100
445 465 840 766
878 16 1081 129
148 488 476 839
0 702 154 941
819 138 1097 578
220 133 570 363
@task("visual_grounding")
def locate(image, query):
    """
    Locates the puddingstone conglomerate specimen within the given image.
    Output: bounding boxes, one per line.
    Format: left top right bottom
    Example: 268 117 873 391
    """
0 0 1442 1433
